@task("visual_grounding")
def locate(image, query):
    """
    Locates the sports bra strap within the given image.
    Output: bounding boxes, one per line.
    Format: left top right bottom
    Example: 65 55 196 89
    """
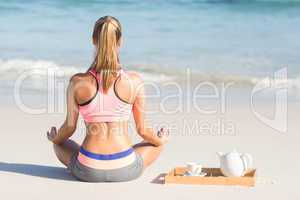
88 68 97 78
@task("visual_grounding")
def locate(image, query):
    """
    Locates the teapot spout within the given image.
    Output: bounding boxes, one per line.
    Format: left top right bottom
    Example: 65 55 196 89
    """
216 152 224 157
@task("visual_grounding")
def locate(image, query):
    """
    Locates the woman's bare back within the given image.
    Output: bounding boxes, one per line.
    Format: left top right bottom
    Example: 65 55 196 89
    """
71 70 139 154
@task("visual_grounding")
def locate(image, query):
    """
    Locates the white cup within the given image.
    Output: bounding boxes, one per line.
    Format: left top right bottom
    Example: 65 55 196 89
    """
186 162 202 175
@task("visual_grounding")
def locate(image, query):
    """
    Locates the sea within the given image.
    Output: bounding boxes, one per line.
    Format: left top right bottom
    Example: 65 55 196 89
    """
0 0 299 99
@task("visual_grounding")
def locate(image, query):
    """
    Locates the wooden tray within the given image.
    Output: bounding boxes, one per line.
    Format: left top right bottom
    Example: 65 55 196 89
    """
165 167 256 187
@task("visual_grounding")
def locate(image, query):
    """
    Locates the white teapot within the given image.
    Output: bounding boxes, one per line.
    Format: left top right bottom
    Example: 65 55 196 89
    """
217 150 253 177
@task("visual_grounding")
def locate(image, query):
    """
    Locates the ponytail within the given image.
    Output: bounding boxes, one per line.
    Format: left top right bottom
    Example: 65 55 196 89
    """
91 16 122 93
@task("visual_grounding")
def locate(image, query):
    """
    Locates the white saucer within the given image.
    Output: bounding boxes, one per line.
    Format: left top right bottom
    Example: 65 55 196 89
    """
184 172 207 177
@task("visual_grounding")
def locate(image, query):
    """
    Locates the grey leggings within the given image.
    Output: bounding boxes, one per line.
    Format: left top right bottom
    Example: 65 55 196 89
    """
68 152 144 182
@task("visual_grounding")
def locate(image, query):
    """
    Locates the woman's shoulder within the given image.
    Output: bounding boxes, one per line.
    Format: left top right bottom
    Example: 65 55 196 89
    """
68 72 97 93
69 72 94 84
115 70 144 103
122 70 143 84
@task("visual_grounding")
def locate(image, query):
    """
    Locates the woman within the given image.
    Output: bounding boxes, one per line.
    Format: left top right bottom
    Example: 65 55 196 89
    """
46 16 169 182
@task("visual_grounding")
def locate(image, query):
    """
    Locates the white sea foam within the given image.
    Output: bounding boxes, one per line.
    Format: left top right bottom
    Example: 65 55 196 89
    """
0 59 174 90
0 59 299 96
0 59 80 78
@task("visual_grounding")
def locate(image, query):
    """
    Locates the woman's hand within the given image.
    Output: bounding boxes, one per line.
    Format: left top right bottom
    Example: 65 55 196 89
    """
47 127 58 142
157 127 169 145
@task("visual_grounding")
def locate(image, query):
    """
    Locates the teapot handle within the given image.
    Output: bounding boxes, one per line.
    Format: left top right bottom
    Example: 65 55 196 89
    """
241 153 253 171
216 152 224 157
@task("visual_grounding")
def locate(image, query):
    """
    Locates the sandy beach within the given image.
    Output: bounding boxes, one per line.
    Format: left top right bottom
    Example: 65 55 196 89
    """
1 88 299 199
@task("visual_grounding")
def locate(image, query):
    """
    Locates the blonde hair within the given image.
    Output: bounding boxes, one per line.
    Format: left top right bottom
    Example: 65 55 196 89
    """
91 16 122 93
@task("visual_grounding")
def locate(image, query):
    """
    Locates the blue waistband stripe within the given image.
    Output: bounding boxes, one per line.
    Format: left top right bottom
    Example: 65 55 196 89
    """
79 147 134 160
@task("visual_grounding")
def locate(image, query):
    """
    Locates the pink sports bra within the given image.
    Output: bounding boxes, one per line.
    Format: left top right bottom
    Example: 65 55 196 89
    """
78 68 133 123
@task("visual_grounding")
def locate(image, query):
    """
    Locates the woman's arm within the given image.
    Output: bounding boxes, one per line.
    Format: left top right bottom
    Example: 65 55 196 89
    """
132 74 167 147
48 76 79 145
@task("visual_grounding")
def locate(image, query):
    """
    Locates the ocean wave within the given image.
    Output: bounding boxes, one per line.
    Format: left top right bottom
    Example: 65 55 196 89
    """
0 58 174 84
0 59 80 78
0 59 299 94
